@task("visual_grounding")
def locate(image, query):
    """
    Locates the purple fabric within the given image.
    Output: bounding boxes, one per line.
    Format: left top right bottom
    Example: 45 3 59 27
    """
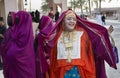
113 46 119 63
36 15 53 78
2 11 36 78
1 12 16 78
76 17 117 78
1 28 13 78
40 10 117 78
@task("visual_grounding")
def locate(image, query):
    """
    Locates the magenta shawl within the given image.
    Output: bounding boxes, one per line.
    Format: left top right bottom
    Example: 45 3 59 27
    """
40 10 117 78
36 15 54 78
1 12 16 78
76 16 117 78
3 11 36 78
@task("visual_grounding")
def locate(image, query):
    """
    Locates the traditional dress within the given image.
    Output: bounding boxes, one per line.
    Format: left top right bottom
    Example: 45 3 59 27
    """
1 11 36 78
39 9 117 78
50 27 96 78
1 12 16 78
35 15 54 78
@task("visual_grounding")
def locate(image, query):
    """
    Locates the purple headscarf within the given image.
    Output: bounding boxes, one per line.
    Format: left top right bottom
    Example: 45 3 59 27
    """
3 11 36 78
40 9 117 78
36 15 54 78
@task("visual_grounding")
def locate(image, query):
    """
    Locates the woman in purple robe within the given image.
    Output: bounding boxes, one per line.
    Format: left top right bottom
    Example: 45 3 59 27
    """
38 9 117 78
35 15 54 78
1 12 16 78
1 11 36 78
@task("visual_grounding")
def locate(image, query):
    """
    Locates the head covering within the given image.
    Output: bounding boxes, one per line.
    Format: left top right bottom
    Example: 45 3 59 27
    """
65 10 76 17
4 11 36 78
36 15 53 78
39 15 53 30
40 9 117 78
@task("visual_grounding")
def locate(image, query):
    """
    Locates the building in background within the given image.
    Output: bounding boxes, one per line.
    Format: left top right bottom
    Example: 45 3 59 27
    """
93 7 120 20
48 0 67 14
0 0 120 23
0 0 24 26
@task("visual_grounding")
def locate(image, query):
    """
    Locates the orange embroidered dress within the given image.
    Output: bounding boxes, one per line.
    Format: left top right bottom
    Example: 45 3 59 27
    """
49 27 96 78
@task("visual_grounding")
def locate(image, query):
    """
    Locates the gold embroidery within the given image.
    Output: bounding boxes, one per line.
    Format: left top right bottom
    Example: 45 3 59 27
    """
61 30 77 63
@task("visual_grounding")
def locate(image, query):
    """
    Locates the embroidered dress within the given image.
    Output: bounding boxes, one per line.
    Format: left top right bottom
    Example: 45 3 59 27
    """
50 28 96 78
39 9 117 78
57 30 83 61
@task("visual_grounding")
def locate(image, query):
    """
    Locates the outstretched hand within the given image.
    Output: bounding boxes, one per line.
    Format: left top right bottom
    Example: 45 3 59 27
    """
108 25 114 34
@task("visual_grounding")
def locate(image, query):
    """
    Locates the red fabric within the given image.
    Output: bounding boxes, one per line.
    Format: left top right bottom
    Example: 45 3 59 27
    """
49 27 96 78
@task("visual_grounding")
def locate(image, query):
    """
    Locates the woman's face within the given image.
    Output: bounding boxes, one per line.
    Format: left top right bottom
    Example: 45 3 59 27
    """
64 12 76 32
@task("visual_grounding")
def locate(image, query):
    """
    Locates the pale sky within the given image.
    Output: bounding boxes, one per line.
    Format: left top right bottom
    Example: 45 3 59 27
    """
26 0 120 11
24 0 42 11
31 0 42 10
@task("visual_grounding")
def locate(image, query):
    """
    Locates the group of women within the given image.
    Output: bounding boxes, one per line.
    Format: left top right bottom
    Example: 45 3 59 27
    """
0 9 117 78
